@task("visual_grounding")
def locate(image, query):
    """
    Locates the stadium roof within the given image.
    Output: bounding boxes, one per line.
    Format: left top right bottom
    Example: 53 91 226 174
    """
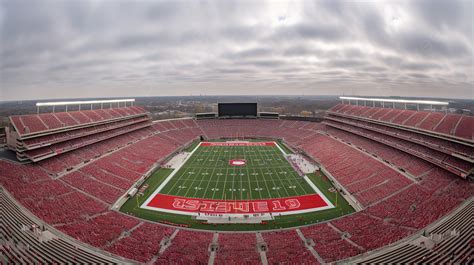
339 97 449 106
36 99 135 107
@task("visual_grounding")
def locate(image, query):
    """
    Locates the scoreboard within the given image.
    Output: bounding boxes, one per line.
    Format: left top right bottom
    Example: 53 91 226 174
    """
218 103 257 117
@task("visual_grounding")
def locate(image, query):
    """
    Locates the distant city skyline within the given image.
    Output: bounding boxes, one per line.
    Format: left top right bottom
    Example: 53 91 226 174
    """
1 0 473 101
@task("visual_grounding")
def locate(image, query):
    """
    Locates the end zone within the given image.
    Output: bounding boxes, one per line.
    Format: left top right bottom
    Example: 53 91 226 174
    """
200 141 275 147
141 193 334 216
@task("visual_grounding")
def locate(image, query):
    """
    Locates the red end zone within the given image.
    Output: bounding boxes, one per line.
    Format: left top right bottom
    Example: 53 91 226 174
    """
201 142 275 147
145 194 329 214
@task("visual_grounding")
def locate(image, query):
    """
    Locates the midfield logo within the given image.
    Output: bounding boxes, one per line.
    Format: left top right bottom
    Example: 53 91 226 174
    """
229 159 246 166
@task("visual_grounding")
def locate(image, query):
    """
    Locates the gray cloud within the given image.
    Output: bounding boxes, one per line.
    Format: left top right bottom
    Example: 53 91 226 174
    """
0 0 472 101
272 22 349 42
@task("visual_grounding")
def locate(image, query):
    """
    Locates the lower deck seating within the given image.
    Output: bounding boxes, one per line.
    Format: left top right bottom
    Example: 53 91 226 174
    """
330 213 413 251
262 230 316 264
301 223 361 262
214 233 260 264
62 171 124 204
299 133 413 206
108 222 174 263
56 212 140 248
356 200 473 264
0 189 127 263
156 230 212 264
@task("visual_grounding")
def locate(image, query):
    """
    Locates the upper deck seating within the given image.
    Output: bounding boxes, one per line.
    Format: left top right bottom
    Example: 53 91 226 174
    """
10 106 149 137
328 104 473 142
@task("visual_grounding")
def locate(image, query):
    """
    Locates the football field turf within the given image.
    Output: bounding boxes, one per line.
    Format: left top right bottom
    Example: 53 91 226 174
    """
120 140 354 231
158 142 314 200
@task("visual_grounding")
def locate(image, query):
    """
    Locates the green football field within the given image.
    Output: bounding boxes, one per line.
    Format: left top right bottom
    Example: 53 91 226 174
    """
158 142 315 200
120 140 355 231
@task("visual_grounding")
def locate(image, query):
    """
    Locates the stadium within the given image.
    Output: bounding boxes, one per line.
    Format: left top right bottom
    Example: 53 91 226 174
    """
1 97 472 264
1 0 473 264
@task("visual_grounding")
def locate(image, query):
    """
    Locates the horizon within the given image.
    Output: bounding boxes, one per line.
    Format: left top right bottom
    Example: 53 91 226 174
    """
1 94 474 104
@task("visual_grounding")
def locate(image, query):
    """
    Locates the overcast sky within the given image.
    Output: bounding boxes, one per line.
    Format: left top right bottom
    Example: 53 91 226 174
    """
0 0 472 101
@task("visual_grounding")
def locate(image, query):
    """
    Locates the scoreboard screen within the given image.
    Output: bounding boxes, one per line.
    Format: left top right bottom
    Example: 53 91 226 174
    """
218 103 257 117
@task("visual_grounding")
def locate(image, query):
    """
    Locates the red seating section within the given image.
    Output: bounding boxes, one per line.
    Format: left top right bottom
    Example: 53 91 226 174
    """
301 223 361 262
324 119 472 177
330 213 412 251
156 230 212 264
262 230 315 264
326 105 473 178
1 116 472 264
11 107 148 136
58 211 140 248
215 233 260 264
11 107 152 163
326 115 473 160
328 104 473 141
300 133 413 206
107 222 174 263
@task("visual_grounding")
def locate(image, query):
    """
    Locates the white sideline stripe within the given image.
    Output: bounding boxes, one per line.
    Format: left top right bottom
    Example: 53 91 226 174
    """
141 142 202 208
274 141 287 155
303 176 335 209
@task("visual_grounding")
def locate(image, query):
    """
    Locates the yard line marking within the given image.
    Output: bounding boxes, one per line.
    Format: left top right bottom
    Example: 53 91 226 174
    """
272 167 292 197
183 167 203 197
261 169 273 198
194 166 215 198
254 146 272 199
164 167 191 196
247 164 253 200
212 167 223 199
203 167 217 198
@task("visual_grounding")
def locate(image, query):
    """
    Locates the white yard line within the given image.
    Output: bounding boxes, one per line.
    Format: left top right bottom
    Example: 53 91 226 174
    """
273 167 292 197
165 167 191 196
202 167 216 198
247 166 253 200
187 167 204 198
